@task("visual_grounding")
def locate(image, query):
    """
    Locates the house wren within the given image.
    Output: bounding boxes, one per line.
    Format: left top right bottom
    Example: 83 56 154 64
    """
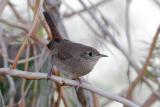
47 38 108 79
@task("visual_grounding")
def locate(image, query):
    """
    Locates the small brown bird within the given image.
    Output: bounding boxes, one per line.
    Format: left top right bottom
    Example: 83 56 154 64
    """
47 39 108 79
43 11 107 79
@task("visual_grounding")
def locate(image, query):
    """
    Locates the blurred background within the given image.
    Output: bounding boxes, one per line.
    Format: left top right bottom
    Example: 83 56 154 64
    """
0 0 160 107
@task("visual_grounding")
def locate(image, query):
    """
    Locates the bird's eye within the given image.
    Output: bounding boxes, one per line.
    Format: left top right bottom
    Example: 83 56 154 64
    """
88 52 93 56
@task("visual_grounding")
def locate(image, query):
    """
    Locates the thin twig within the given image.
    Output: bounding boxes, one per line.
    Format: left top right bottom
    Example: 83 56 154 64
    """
125 0 132 53
92 92 100 107
0 17 28 32
8 55 40 64
41 19 53 40
8 0 25 21
0 17 47 46
60 88 69 107
142 88 160 107
153 0 160 8
78 0 141 76
0 30 16 107
126 26 160 100
53 68 69 107
24 45 30 71
78 0 112 38
76 87 87 107
102 88 126 107
53 69 62 107
11 0 44 69
63 1 102 38
19 45 30 107
0 0 8 15
63 0 112 18
31 44 39 107
0 90 5 107
11 38 28 69
78 0 139 72
6 76 16 107
87 0 119 36
125 0 132 94
144 79 160 99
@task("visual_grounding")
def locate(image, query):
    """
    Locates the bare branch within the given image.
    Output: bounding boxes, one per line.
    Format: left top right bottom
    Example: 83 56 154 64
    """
11 0 44 69
0 68 140 107
126 26 160 100
92 92 100 107
0 17 28 32
63 1 103 39
142 89 160 107
0 90 5 107
0 29 16 107
63 0 112 18
8 55 40 64
0 0 8 15
6 75 16 107
78 0 141 75
8 0 25 21
153 0 160 8
125 0 132 53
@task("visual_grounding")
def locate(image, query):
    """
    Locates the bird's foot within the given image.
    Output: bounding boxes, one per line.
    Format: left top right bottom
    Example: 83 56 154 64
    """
73 78 82 90
47 70 53 80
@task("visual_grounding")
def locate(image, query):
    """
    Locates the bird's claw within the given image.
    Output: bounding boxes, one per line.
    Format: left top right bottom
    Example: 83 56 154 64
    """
47 70 52 80
75 78 82 90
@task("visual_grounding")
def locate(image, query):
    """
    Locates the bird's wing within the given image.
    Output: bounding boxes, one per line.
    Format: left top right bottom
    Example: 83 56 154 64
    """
57 50 73 61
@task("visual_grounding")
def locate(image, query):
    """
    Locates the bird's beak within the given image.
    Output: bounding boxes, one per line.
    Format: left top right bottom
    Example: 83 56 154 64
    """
98 54 108 57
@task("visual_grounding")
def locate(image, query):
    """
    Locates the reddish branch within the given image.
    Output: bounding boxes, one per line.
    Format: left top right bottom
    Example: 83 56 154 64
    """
126 26 160 101
142 89 160 107
11 0 43 69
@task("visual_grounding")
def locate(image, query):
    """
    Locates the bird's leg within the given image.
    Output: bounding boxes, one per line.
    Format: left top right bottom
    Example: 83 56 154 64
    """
77 77 82 85
47 55 54 79
73 77 82 90
47 66 53 79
